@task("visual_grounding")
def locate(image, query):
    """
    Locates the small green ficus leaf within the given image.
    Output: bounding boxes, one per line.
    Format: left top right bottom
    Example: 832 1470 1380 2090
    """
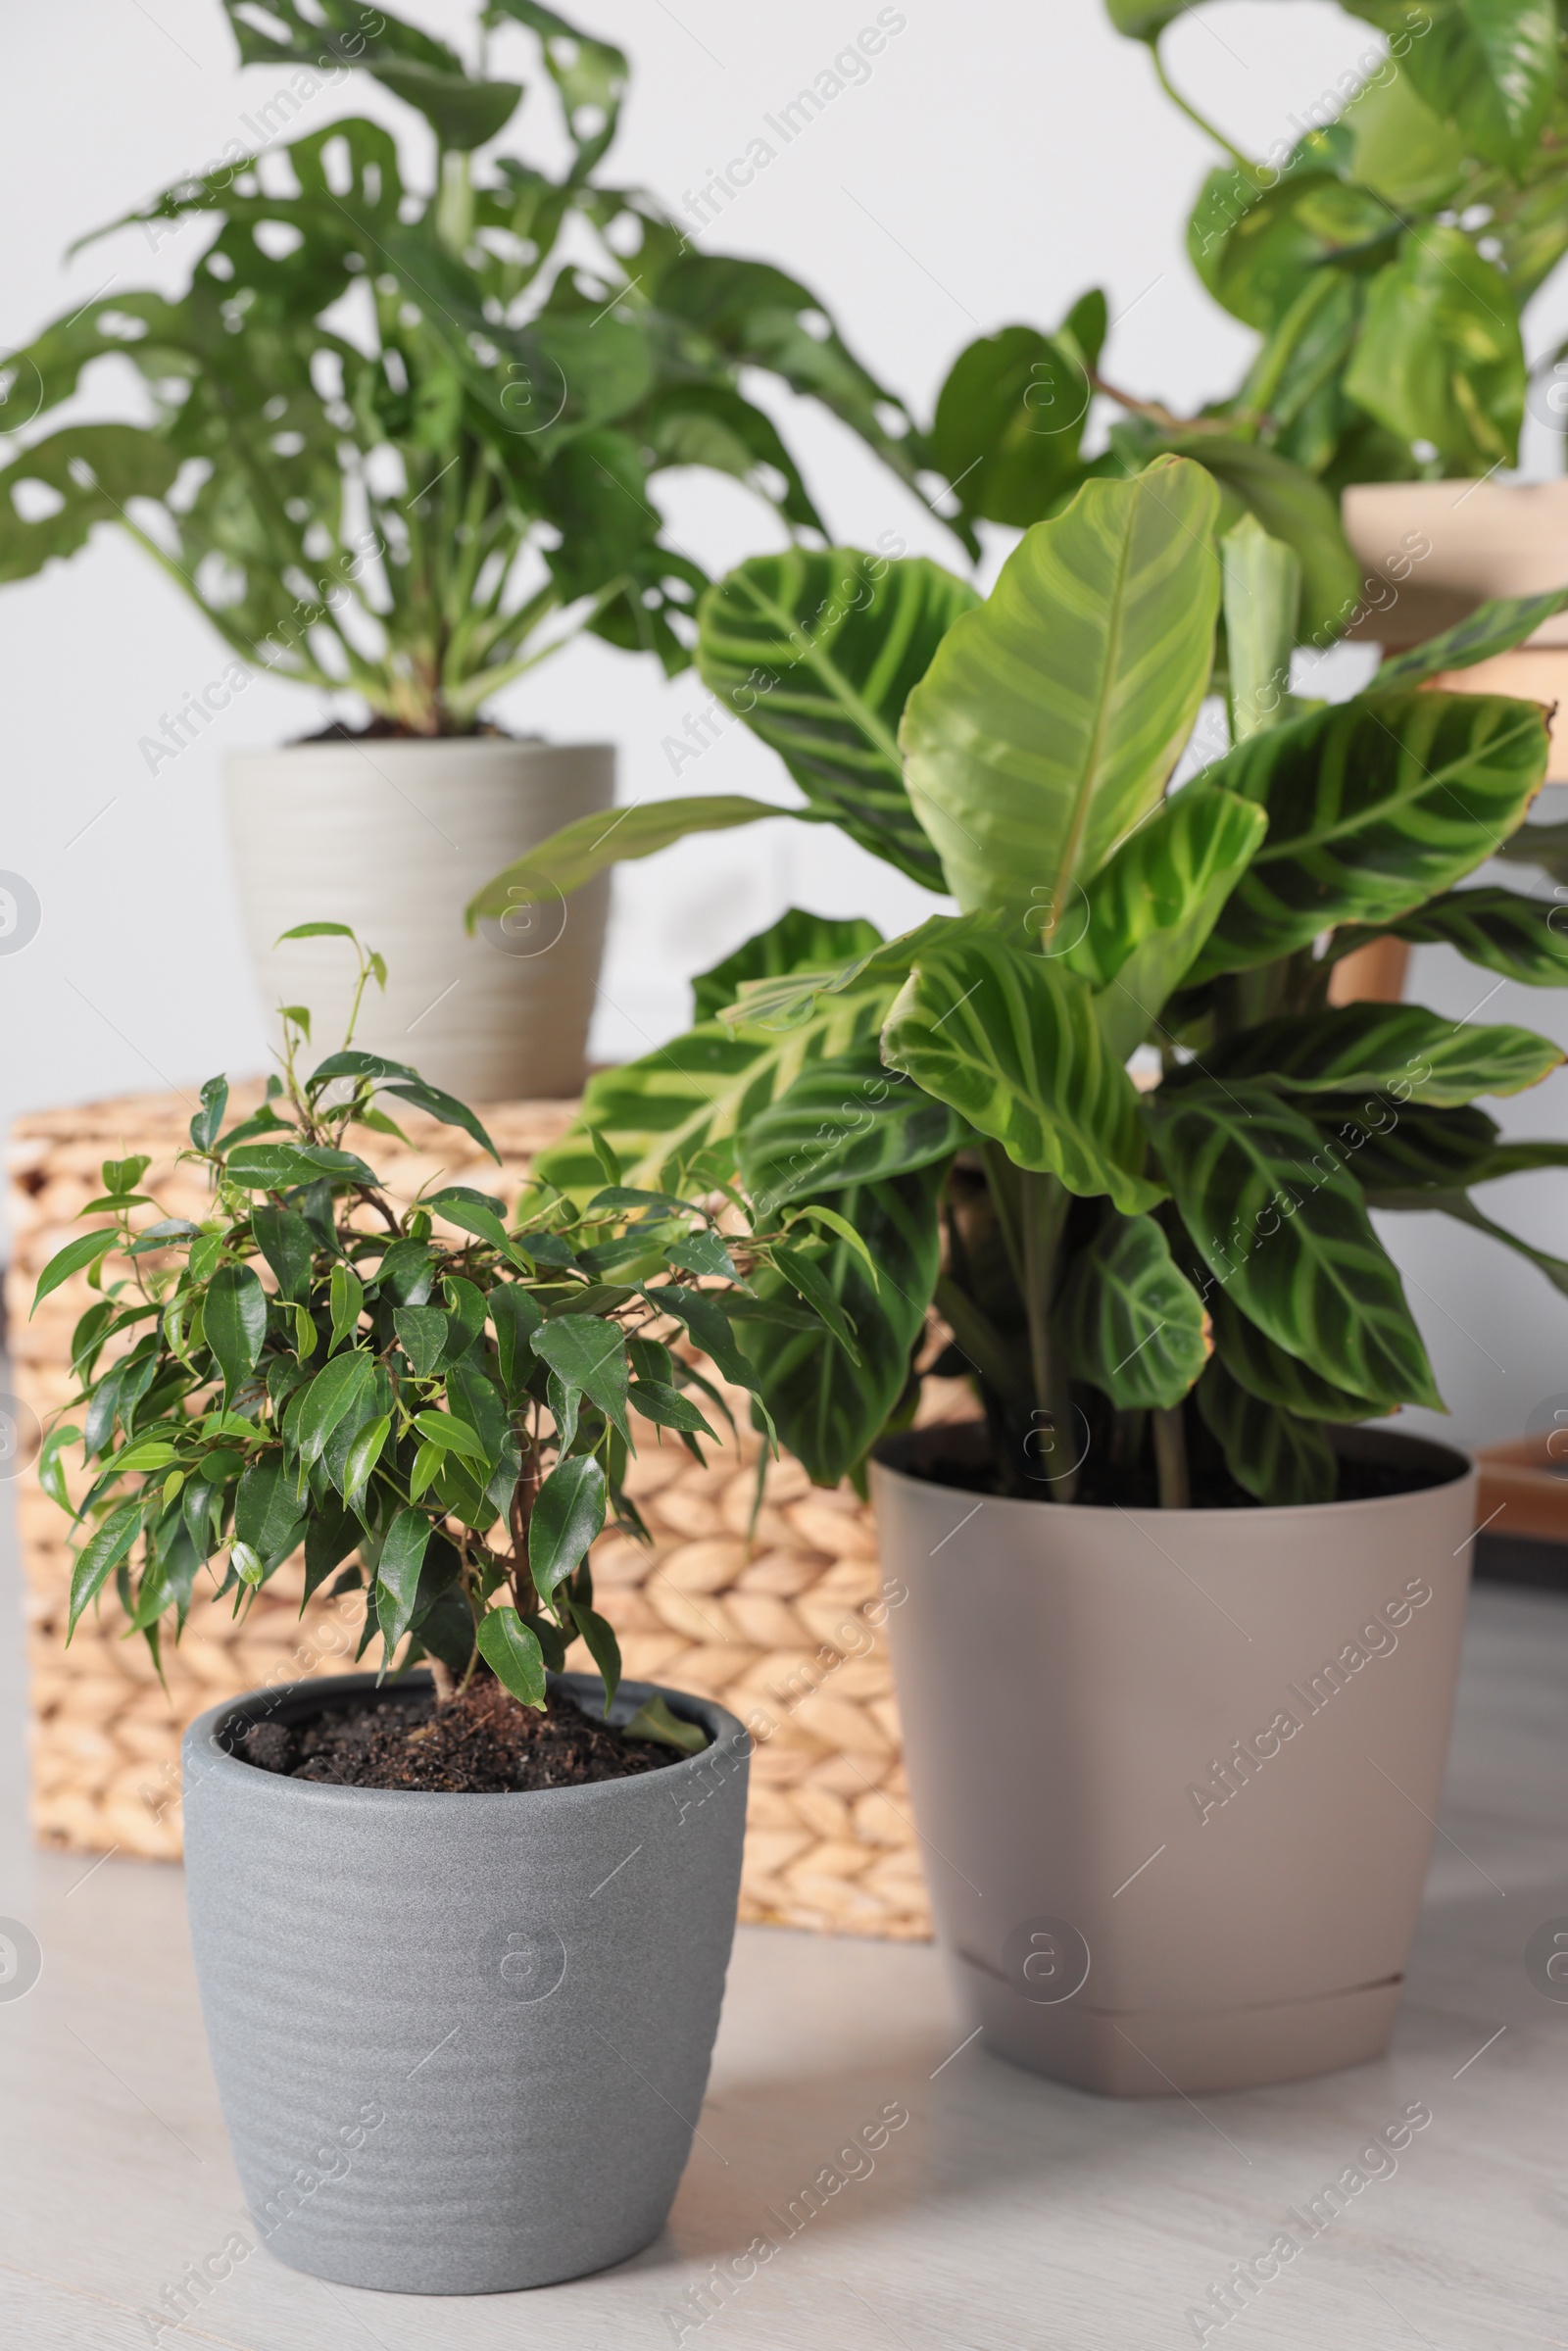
477 1606 548 1710
203 1265 269 1400
529 1454 607 1601
621 1692 708 1754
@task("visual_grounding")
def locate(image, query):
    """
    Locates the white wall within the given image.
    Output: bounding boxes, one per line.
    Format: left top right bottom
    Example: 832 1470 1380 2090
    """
4 0 1568 1444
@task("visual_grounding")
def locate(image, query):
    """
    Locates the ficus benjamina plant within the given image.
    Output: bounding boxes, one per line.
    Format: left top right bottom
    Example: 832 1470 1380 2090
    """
473 453 1568 1508
0 0 930 735
33 926 847 1731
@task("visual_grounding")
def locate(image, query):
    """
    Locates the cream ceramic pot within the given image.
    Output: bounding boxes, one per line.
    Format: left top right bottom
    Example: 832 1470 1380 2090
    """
871 1424 1476 2098
224 738 612 1101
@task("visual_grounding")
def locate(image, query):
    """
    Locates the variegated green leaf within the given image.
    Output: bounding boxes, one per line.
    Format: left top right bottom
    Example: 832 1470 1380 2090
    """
1147 1077 1442 1407
882 928 1163 1214
738 1043 968 1214
466 796 794 924
1222 513 1300 743
1207 1288 1385 1420
1196 1355 1337 1506
901 456 1220 929
695 546 977 889
533 985 895 1200
1374 587 1568 691
1205 1003 1563 1105
1066 784 1268 1056
1193 690 1550 979
1057 1214 1209 1409
734 1166 944 1487
1296 1100 1504 1196
691 907 884 1022
1331 886 1568 989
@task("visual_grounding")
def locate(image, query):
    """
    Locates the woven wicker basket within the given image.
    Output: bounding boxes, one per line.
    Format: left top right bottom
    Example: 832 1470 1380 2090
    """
6 1087 940 1939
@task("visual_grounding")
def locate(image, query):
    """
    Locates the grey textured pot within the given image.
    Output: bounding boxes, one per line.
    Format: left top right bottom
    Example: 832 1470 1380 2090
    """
181 1670 747 2293
871 1424 1476 2098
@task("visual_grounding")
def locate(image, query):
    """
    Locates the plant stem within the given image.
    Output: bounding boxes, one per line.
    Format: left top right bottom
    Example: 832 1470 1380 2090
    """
428 1657 456 1705
1152 41 1258 174
1152 1404 1191 1509
1019 1169 1076 1502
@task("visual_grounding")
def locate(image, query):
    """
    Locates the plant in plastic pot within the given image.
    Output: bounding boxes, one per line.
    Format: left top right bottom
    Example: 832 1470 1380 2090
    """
487 454 1568 2089
1101 1 1568 775
34 927 834 2289
0 0 935 1095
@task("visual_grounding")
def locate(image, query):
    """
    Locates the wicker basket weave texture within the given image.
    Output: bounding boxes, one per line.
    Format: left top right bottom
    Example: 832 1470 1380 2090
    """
5 1086 935 1940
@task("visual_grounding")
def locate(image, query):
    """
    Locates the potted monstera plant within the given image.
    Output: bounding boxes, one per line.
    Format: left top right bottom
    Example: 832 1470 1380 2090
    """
34 929 835 2290
475 453 1568 2095
0 0 929 1099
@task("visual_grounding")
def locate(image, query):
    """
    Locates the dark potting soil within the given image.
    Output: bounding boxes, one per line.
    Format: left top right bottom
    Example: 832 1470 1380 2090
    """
907 1439 1459 1511
293 717 533 743
228 1679 681 1792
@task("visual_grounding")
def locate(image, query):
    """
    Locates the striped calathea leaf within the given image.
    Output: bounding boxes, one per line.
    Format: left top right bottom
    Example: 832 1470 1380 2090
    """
694 546 978 888
1190 689 1550 979
1145 1077 1442 1410
532 912 903 1200
1196 1354 1337 1507
901 454 1222 930
732 1164 946 1489
1328 886 1568 989
1203 1002 1564 1105
1056 1214 1210 1410
737 1041 970 1214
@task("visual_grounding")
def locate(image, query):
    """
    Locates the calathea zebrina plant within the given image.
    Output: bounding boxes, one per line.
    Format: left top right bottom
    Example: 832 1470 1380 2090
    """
33 927 838 1732
0 0 931 735
472 453 1568 1508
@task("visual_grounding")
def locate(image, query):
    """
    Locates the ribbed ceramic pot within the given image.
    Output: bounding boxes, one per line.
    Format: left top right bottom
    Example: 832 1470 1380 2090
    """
181 1671 747 2293
870 1424 1476 2098
223 738 613 1100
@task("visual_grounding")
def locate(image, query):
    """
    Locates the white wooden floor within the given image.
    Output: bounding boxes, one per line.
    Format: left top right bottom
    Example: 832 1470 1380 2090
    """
2 1560 1566 2348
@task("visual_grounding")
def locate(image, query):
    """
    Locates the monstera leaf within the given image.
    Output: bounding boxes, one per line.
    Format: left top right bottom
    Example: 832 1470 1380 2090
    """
220 0 523 149
693 547 976 890
0 426 183 585
1147 1078 1442 1409
901 457 1221 930
882 925 1163 1214
1193 690 1550 978
736 1166 945 1487
1057 1214 1209 1410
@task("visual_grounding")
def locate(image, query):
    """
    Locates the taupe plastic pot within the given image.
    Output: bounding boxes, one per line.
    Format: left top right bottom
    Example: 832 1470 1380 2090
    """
224 737 613 1100
871 1425 1476 2097
181 1671 747 2293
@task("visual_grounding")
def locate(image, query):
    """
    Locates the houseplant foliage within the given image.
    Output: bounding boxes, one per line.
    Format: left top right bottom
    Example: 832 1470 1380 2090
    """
488 454 1568 1508
34 926 835 1729
913 1 1568 634
1101 0 1564 488
0 0 928 733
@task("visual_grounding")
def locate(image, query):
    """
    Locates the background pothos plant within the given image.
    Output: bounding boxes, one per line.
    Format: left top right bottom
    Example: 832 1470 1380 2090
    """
901 0 1568 662
0 0 933 734
1101 0 1565 490
33 926 843 1739
473 454 1568 1508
